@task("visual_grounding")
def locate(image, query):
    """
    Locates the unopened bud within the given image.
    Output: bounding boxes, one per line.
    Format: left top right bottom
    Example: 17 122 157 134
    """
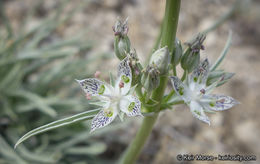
181 33 206 73
141 65 160 92
113 18 131 60
149 46 170 75
171 38 183 66
128 49 143 86
114 36 131 60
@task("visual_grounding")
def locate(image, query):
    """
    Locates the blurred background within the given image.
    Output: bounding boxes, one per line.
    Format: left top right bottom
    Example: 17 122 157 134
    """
0 0 259 163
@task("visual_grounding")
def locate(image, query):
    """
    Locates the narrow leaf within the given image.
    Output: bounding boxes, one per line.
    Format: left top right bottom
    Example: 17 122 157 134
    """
210 31 232 71
14 108 100 148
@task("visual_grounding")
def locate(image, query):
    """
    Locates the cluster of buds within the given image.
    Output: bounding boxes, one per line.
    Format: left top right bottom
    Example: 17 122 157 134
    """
113 18 131 60
181 33 206 72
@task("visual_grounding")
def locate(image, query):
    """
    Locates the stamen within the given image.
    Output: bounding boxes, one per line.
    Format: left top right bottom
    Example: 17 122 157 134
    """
94 71 101 78
119 81 124 88
200 89 205 94
201 45 205 50
135 69 140 75
85 93 91 100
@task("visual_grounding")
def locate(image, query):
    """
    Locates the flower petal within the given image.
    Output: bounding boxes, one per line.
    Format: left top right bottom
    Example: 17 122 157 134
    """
115 57 132 95
189 101 210 125
170 76 191 103
76 78 112 96
190 58 209 85
204 94 239 111
90 108 117 132
120 95 142 117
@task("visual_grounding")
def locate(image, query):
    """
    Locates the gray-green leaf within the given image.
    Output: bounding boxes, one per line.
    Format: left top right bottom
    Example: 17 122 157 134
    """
14 108 100 149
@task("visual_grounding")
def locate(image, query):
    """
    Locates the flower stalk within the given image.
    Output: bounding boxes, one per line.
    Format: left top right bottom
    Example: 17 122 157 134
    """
119 0 181 163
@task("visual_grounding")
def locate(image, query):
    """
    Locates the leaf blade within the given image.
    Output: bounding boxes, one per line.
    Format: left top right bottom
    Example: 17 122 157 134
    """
210 31 232 71
14 108 100 149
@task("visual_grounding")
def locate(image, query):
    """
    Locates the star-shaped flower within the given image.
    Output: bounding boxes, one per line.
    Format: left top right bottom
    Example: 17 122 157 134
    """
170 59 239 125
76 57 142 132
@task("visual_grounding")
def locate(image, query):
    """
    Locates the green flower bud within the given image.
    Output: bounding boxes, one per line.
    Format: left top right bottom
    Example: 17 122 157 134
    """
114 35 131 60
171 38 183 66
113 18 131 60
149 46 170 75
128 49 143 86
181 33 206 73
141 65 160 93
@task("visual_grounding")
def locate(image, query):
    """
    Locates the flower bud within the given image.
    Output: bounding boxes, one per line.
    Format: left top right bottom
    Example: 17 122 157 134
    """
171 38 182 66
114 36 131 60
128 49 143 86
181 33 206 73
113 18 131 60
149 46 170 75
141 65 160 93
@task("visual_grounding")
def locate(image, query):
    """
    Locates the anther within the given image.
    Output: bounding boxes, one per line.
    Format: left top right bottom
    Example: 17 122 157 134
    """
94 71 101 78
119 81 124 88
85 93 92 100
200 89 206 94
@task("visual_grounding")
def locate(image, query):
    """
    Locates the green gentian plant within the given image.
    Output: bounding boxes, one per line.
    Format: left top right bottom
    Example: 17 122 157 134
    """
15 1 239 164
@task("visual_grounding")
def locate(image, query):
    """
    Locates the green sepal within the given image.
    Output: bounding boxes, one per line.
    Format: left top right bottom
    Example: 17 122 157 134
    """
127 84 137 95
181 48 200 73
118 111 125 122
109 72 115 87
142 98 159 108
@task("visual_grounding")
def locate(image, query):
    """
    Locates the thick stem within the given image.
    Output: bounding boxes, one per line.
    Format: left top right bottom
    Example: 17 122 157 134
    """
119 1 181 164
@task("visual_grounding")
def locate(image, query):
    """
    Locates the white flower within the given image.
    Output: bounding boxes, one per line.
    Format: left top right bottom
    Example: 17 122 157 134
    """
170 59 239 125
77 57 142 132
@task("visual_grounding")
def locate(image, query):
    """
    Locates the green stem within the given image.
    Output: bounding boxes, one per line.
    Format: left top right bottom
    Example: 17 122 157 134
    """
119 114 158 164
119 0 181 163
